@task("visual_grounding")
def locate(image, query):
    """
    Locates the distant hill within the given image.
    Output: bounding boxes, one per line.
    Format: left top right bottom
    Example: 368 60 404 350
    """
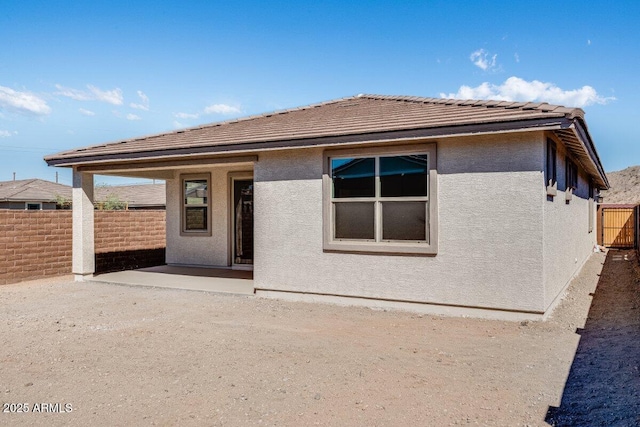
600 166 640 205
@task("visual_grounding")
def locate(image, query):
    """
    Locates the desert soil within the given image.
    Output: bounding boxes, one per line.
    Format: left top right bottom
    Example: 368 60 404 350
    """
1 250 638 426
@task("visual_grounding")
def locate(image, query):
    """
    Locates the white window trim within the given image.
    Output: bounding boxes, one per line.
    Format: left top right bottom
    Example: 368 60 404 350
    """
322 143 438 256
180 173 212 236
25 202 42 210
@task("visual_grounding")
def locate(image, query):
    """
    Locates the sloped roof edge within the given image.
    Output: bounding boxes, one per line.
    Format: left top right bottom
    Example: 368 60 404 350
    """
45 94 584 164
43 94 606 187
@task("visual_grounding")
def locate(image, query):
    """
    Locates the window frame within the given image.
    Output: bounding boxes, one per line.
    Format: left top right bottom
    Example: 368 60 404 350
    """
180 173 212 236
25 202 42 210
323 143 438 255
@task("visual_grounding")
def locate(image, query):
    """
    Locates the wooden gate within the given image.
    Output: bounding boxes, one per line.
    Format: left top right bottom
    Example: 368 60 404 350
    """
598 205 638 248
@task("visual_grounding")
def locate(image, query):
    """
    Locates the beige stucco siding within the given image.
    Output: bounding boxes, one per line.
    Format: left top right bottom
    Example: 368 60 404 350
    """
254 132 547 313
542 138 597 310
165 165 251 267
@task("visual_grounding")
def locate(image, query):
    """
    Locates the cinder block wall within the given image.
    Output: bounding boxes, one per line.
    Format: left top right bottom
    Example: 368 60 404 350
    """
94 211 166 273
0 210 166 285
94 211 166 253
0 211 72 285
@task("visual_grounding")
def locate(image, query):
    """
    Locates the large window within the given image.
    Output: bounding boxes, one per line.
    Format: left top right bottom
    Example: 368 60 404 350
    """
323 144 437 255
181 173 211 235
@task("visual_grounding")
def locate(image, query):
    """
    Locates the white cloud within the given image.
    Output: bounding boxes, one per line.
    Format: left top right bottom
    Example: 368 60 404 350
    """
587 39 591 46
55 84 123 105
173 120 184 128
470 49 498 71
514 53 520 63
0 130 12 137
54 84 92 101
130 90 149 110
79 108 95 116
88 85 123 105
203 104 241 115
175 112 200 119
126 113 141 121
172 103 242 125
0 85 51 116
440 76 615 107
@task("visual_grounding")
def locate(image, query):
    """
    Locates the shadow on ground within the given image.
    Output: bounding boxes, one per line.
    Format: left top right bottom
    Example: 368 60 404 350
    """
546 250 640 426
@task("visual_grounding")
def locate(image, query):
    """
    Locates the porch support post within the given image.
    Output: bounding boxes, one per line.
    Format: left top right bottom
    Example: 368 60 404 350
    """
72 168 95 281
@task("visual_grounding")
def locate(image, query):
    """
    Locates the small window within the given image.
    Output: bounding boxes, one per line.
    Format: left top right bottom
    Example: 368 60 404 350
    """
323 144 437 255
566 157 578 190
181 174 211 235
588 180 595 233
546 139 557 196
26 203 41 210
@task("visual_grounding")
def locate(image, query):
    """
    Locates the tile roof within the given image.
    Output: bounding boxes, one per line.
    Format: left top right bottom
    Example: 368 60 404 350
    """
43 94 607 188
95 183 165 208
44 94 583 164
0 179 165 207
0 179 71 202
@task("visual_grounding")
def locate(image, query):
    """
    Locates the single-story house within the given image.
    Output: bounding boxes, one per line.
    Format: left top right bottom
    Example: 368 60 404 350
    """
44 94 609 320
0 179 166 210
0 178 71 210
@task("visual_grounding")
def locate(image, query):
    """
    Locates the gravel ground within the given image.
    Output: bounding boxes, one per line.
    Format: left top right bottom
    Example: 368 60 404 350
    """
545 249 640 426
0 250 637 426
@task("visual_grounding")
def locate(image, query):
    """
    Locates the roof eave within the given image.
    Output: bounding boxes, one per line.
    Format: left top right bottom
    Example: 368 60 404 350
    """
572 118 610 189
45 116 571 168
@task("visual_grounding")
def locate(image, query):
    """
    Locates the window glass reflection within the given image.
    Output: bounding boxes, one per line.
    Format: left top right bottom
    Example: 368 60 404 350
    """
332 158 375 198
185 180 208 205
380 155 427 197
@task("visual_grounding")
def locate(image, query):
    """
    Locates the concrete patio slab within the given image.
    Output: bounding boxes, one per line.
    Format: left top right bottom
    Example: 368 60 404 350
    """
90 265 254 295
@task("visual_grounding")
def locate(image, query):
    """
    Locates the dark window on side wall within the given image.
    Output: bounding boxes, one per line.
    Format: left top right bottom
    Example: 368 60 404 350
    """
566 157 578 190
546 139 557 187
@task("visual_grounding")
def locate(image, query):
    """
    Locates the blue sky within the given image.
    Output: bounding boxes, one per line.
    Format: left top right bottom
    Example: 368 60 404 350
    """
1 0 638 186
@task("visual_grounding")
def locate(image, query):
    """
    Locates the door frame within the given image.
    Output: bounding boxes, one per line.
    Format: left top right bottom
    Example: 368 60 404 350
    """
228 171 254 270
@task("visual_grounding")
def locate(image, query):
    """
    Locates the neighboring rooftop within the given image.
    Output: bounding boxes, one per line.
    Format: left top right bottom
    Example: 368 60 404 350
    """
44 94 608 188
0 179 165 208
0 179 71 202
95 183 166 208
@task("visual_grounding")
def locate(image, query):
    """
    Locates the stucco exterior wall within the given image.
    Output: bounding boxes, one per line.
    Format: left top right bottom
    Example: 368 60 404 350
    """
165 165 252 266
253 132 547 313
542 137 597 310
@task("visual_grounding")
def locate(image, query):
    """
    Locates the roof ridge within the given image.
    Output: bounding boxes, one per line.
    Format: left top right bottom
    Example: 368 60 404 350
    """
355 93 582 116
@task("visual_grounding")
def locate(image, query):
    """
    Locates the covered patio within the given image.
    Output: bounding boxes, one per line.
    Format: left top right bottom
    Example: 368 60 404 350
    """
90 265 254 295
55 153 258 284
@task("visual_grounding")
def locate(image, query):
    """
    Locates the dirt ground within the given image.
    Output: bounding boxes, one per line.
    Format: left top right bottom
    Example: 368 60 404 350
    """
1 250 638 426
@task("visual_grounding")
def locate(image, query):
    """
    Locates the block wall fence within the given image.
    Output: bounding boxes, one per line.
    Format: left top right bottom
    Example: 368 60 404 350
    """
0 210 166 285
